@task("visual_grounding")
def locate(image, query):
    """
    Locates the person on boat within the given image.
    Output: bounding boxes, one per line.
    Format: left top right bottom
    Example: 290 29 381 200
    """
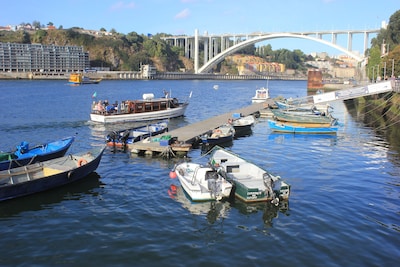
163 89 169 98
116 101 121 114
96 100 105 113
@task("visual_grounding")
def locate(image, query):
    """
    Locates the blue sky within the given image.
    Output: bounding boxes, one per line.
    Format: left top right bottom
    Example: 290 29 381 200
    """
0 0 397 56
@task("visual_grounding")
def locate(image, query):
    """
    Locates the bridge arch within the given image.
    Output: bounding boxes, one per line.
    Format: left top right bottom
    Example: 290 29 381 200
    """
197 33 365 74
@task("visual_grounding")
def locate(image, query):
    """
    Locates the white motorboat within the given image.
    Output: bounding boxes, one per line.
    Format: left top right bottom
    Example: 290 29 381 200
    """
170 161 233 201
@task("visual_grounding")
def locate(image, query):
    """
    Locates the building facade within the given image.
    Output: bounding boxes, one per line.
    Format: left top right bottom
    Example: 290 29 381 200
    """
0 42 89 73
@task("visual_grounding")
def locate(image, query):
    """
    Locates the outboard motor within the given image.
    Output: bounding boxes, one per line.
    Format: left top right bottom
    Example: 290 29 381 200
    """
120 130 130 144
17 141 29 154
263 173 275 199
107 131 119 142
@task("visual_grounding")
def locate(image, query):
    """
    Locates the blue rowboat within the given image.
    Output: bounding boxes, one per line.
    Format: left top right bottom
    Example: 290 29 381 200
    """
0 136 75 171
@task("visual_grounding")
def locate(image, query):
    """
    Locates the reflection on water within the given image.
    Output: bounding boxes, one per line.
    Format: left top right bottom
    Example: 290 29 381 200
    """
234 128 253 139
200 141 233 154
268 132 338 141
168 184 231 224
233 199 290 226
0 172 103 218
168 184 290 226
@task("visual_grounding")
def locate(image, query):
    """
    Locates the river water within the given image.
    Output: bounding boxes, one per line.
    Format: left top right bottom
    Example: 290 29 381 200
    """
0 79 398 267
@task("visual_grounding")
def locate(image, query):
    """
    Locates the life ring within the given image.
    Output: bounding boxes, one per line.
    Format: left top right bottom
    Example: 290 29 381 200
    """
77 158 88 167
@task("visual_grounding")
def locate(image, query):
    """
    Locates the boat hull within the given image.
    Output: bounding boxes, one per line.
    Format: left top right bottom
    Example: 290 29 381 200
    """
201 135 233 145
231 115 255 133
90 103 188 123
0 146 105 202
268 119 338 134
0 137 75 171
201 124 235 145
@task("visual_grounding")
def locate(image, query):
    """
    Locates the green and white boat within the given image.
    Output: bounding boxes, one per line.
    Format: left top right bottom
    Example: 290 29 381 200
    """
209 146 290 203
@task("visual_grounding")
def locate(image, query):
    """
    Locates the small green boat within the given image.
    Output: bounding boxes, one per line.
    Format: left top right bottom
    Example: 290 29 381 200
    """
271 109 335 124
208 146 290 203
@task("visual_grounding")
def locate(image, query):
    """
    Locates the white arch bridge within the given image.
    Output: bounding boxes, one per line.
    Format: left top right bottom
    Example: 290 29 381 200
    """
161 28 380 74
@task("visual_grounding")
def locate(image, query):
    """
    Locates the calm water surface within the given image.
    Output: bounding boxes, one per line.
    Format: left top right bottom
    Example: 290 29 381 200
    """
0 79 398 267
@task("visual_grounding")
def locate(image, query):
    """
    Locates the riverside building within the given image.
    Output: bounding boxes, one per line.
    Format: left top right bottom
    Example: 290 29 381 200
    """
0 42 89 73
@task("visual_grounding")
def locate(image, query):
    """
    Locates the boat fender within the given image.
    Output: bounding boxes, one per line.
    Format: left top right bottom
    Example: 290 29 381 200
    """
169 171 177 179
77 158 88 167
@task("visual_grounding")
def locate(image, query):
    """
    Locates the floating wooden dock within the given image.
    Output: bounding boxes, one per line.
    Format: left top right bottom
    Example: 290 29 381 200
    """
128 100 274 156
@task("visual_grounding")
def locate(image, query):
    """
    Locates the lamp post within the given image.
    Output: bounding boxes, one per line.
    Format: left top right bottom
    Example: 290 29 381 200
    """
391 59 395 78
377 64 380 81
384 61 387 80
372 66 375 82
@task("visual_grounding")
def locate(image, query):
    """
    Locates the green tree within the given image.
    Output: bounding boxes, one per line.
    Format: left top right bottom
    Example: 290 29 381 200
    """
367 46 382 80
387 10 400 46
32 20 41 29
32 29 47 43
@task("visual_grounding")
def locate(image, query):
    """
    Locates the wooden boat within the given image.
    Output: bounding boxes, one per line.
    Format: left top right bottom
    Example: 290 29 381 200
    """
271 109 335 124
0 136 75 171
200 124 235 145
268 119 339 134
209 146 290 203
68 73 102 85
90 92 190 123
252 87 270 103
106 121 168 147
0 146 105 202
170 161 233 201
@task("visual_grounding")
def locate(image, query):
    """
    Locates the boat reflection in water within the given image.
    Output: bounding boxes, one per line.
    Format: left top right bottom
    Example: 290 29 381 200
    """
168 184 231 224
168 184 289 226
233 199 290 226
0 172 102 218
200 140 233 154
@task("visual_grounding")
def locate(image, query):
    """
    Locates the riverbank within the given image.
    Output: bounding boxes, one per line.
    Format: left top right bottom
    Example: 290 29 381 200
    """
0 71 307 81
344 82 400 145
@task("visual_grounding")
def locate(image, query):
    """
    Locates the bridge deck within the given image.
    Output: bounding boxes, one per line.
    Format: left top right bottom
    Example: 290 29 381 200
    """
128 101 272 154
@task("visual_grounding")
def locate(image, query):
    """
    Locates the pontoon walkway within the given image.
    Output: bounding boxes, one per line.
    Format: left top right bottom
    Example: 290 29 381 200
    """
128 100 273 155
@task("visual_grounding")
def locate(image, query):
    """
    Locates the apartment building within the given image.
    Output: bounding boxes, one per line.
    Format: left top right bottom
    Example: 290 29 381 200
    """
0 42 89 73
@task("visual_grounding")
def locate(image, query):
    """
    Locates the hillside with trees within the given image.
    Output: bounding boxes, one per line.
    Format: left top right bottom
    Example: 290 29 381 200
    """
367 10 400 80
